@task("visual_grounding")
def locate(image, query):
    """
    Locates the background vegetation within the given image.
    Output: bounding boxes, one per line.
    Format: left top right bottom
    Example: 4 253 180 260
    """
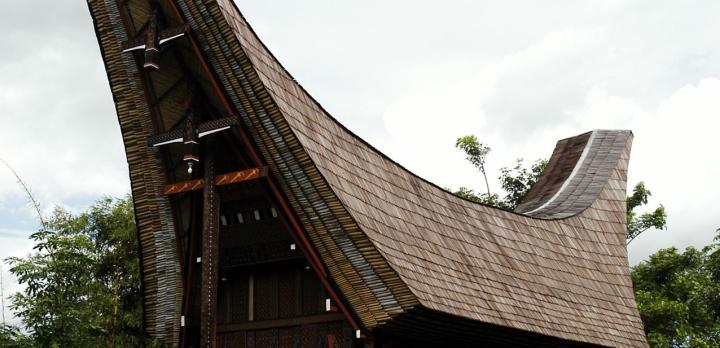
0 196 161 347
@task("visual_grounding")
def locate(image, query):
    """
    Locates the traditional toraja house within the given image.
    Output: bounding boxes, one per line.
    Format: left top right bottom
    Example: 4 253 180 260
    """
86 0 648 347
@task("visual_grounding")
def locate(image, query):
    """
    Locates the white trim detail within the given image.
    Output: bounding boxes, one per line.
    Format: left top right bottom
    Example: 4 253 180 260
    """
198 126 231 138
524 130 597 215
152 137 183 147
143 62 160 69
122 44 145 52
159 32 185 45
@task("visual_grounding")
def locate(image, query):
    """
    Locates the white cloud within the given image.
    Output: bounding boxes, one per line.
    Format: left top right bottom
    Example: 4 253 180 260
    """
0 1 129 214
377 67 500 191
626 78 720 261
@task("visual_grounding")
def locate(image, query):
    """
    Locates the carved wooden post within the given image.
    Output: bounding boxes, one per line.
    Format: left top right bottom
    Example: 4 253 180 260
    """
200 143 219 347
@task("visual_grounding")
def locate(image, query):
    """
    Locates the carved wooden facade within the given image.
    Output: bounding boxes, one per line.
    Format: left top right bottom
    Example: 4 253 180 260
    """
87 0 648 347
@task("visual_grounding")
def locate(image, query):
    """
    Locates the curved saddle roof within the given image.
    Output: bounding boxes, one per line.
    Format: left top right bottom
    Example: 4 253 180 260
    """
516 130 631 219
87 0 647 346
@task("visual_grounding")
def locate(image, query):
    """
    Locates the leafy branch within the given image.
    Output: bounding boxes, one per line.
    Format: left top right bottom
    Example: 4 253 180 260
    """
455 135 492 196
626 182 667 245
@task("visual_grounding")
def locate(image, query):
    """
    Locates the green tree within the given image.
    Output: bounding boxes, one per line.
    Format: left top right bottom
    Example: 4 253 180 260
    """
0 325 33 347
452 187 504 208
453 134 548 210
631 229 720 347
5 196 145 347
451 159 548 210
455 135 492 196
498 158 548 209
627 182 668 245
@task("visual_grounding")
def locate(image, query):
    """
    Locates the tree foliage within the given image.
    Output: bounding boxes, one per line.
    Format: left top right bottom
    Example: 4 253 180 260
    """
452 187 504 208
454 135 547 210
452 158 548 210
627 182 668 245
453 134 548 210
4 196 147 347
631 230 720 347
0 326 33 348
455 135 492 195
498 159 548 209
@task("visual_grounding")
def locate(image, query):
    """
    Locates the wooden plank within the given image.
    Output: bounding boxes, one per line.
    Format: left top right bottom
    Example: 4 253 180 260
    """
217 313 344 333
163 167 268 195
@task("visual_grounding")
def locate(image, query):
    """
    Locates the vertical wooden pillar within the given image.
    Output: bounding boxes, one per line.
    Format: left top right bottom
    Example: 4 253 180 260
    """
200 144 219 347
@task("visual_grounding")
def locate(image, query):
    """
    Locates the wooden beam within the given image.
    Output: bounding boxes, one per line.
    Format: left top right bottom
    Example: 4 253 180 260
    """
217 313 344 333
179 191 199 346
199 146 219 347
163 167 268 195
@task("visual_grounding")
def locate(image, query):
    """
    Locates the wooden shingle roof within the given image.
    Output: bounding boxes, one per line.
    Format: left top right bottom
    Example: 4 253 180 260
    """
87 0 647 346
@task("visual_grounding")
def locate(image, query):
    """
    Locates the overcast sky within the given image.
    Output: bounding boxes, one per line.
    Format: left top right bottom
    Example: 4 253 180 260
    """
1 0 719 327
